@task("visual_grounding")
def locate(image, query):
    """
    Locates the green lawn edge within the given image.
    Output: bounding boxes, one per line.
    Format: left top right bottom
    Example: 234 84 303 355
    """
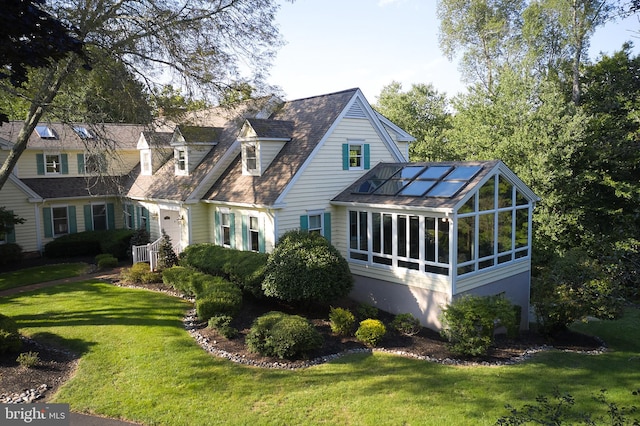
1 280 638 426
0 263 90 291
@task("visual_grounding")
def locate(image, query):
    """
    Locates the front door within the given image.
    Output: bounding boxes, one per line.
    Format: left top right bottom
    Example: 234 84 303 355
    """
160 209 181 254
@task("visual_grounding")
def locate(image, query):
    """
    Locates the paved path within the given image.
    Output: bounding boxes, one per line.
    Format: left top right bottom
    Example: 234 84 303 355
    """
2 266 145 426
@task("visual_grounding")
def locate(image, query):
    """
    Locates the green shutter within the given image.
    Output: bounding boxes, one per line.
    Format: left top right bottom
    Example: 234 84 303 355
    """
364 144 370 170
342 144 349 170
214 210 221 245
241 215 248 251
107 203 115 230
135 206 141 228
300 215 308 231
142 208 150 232
43 207 52 238
61 154 69 174
323 212 331 243
258 218 266 253
84 205 92 231
36 154 45 175
68 206 77 234
230 213 236 249
77 154 85 174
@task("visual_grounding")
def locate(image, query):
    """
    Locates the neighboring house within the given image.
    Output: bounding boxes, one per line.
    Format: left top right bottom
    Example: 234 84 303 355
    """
0 88 538 330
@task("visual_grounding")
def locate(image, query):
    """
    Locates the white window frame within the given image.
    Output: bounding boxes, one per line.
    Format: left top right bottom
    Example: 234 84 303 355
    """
91 203 108 231
141 150 152 175
51 206 69 237
221 211 231 247
45 153 61 175
242 142 259 175
348 143 364 170
307 210 324 236
175 148 188 175
248 215 260 252
124 204 134 230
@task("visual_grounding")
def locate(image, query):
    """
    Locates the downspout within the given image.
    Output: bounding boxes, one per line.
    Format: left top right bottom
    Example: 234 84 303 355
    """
35 202 43 255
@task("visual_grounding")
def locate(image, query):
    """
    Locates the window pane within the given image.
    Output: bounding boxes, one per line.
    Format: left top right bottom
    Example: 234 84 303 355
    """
438 219 449 264
516 190 528 206
383 214 392 255
425 217 435 262
349 211 358 249
46 155 60 173
459 196 475 214
457 216 475 263
250 216 258 230
52 207 68 235
498 175 513 208
418 166 451 179
478 213 494 258
426 181 466 197
445 165 482 180
359 212 368 250
478 177 495 211
223 228 231 246
515 208 529 248
372 213 381 253
409 216 419 259
349 145 362 168
93 204 107 230
397 215 407 257
498 211 512 253
399 180 436 196
308 214 322 230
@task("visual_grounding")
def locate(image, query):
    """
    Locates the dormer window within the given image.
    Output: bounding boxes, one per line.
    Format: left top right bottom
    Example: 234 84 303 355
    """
244 144 258 174
175 148 188 175
141 150 152 175
35 126 57 139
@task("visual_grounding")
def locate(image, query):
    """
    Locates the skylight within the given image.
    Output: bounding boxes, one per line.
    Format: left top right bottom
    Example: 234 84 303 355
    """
35 126 57 139
73 126 93 139
353 164 483 198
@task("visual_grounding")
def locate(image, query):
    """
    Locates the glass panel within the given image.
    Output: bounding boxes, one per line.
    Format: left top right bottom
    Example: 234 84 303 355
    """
373 256 392 266
398 260 420 270
92 204 107 230
409 216 419 259
515 208 529 248
498 175 513 208
425 217 435 262
52 207 68 235
374 179 409 195
359 212 368 250
398 166 425 179
308 214 322 230
438 219 450 264
457 216 475 263
515 249 528 259
445 165 482 180
399 180 436 196
383 214 393 255
349 211 358 249
350 252 368 261
397 215 407 257
498 253 512 264
427 181 466 197
223 228 230 246
426 265 449 276
418 166 451 180
478 177 495 211
498 211 513 253
478 213 494 258
46 155 60 173
458 196 475 214
457 264 475 275
479 258 494 269
372 213 381 253
516 189 528 206
349 145 362 168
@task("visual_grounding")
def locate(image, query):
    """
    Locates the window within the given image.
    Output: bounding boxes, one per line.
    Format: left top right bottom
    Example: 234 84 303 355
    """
342 142 370 171
248 216 259 252
84 153 106 174
35 126 56 139
73 126 93 139
46 154 61 174
141 151 152 175
349 144 363 169
92 204 107 231
124 205 134 230
175 148 187 174
349 211 368 262
242 143 258 175
221 213 231 247
52 207 69 236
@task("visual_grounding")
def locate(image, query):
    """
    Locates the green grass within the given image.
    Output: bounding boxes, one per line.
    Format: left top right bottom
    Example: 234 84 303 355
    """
1 281 639 425
0 263 89 291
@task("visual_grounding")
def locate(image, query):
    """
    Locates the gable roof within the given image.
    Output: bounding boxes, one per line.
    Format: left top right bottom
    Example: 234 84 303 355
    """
243 118 294 140
21 176 129 200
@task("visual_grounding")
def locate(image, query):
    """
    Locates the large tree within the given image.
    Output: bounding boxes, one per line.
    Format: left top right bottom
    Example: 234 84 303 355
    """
0 0 287 191
374 81 452 162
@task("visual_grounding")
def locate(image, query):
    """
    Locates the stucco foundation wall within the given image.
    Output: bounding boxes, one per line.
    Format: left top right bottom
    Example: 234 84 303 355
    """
350 274 450 331
455 270 530 329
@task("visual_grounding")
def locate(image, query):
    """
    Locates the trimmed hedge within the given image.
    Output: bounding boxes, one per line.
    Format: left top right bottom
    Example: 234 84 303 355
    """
246 311 323 359
44 229 134 259
0 243 22 266
180 244 267 298
0 314 22 354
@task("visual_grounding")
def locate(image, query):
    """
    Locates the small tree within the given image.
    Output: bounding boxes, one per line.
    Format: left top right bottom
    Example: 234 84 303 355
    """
262 230 353 306
156 230 178 270
0 207 25 237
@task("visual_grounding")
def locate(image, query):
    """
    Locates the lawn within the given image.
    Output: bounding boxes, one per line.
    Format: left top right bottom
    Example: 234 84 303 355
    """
0 263 89 291
1 279 639 425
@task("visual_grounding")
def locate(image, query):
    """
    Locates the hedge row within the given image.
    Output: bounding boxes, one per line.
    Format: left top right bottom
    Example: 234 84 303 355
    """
0 243 22 266
162 266 242 321
180 244 267 298
44 229 135 260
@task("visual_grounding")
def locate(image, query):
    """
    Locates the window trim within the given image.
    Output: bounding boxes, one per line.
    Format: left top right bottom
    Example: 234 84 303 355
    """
141 150 152 175
91 203 108 231
51 205 70 237
242 142 260 176
348 143 364 171
175 148 188 175
221 212 231 247
248 215 260 252
45 153 62 175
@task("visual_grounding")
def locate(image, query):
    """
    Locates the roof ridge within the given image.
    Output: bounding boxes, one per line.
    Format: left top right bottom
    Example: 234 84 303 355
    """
286 88 359 103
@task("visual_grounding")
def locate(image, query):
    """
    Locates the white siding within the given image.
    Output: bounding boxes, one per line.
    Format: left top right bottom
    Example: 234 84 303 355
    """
0 179 38 253
189 203 211 245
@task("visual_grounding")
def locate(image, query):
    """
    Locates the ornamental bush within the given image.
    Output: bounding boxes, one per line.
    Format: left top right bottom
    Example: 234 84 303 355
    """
121 262 151 283
391 313 422 336
440 294 518 357
0 243 22 266
0 314 22 354
329 307 355 336
246 311 323 359
355 319 386 347
262 230 353 306
156 231 179 270
195 280 242 321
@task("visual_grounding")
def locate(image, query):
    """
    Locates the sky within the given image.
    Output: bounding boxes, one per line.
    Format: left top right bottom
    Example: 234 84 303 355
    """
267 0 640 103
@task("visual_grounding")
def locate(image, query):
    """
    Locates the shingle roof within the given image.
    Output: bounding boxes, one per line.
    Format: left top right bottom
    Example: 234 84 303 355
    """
245 119 294 139
204 88 358 205
176 126 220 143
21 176 130 199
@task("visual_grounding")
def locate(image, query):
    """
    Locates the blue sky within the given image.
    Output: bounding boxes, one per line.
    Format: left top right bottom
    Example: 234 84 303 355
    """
267 0 639 103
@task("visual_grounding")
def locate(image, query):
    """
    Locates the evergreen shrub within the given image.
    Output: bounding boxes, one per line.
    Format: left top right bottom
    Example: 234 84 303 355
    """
0 314 22 354
246 311 323 359
355 319 386 347
329 307 355 336
391 313 422 336
0 243 22 265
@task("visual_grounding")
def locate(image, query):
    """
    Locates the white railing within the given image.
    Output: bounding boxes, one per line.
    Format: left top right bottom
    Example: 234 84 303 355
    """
132 237 162 271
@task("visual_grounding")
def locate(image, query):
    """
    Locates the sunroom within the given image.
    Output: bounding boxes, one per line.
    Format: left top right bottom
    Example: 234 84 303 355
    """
331 160 539 331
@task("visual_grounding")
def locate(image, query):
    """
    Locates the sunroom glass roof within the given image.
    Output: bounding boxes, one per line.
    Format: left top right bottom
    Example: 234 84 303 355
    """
353 165 483 198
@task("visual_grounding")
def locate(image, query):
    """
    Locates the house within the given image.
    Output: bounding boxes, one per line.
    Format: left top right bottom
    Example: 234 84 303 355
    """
0 88 538 330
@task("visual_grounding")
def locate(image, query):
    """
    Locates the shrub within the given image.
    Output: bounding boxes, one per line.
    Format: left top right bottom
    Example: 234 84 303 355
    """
44 229 134 259
162 266 197 295
0 314 22 354
180 244 268 298
208 315 238 339
130 227 150 247
440 294 518 357
140 271 162 284
97 254 118 269
246 311 323 359
355 319 386 347
16 351 40 368
391 313 422 336
121 262 151 283
329 307 355 336
156 230 179 270
0 243 22 266
195 279 242 321
356 303 378 321
262 230 353 306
